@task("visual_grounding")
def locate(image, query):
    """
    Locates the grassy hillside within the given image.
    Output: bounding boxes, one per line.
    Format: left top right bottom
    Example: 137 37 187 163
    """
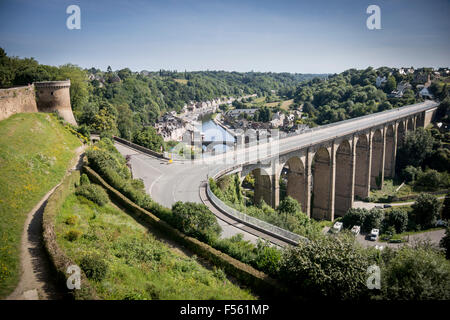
0 113 82 298
56 191 255 300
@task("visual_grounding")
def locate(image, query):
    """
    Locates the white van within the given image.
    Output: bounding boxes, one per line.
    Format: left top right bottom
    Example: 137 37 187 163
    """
351 225 361 236
369 228 379 241
331 221 343 233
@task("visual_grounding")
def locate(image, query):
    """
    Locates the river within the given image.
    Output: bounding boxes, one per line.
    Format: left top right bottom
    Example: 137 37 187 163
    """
199 113 235 154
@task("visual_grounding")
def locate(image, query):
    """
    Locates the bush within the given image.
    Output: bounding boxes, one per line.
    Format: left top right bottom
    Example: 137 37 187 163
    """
362 208 384 233
171 201 222 243
65 215 78 226
253 240 281 276
213 234 257 265
212 267 227 281
80 254 108 282
65 229 82 241
402 166 421 183
380 244 450 299
382 209 408 234
342 208 368 229
442 194 450 220
278 235 371 300
278 196 301 216
411 194 442 229
80 173 90 186
132 127 164 152
75 184 109 206
440 226 450 260
415 169 442 190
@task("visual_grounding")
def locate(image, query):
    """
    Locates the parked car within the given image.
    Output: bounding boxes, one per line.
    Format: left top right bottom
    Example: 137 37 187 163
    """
383 204 392 208
436 219 448 227
331 221 343 233
374 205 383 209
351 225 361 236
369 228 379 241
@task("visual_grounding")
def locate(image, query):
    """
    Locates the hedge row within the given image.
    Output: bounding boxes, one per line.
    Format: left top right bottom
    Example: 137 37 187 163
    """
83 165 285 298
42 170 99 300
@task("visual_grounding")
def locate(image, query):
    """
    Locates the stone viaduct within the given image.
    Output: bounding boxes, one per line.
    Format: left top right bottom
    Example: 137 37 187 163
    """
214 101 439 221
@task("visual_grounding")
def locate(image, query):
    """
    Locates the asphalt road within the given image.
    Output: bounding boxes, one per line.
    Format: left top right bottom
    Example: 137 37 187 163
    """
115 143 262 243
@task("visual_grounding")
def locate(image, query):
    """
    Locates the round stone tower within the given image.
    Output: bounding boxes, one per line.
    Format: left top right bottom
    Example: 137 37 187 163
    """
34 80 77 126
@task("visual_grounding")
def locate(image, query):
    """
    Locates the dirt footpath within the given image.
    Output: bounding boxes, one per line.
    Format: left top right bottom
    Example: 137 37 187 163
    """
6 145 85 300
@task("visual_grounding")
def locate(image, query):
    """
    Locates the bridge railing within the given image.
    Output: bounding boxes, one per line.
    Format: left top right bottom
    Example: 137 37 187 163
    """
206 166 307 246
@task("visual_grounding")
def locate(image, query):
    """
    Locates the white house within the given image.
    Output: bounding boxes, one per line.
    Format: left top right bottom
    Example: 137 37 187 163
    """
270 112 285 128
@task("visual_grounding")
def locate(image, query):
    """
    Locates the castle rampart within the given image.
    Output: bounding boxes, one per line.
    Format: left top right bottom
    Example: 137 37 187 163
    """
0 85 38 122
0 80 77 126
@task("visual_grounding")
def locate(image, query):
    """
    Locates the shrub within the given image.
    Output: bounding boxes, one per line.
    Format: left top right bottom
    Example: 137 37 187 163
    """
213 234 256 265
80 173 90 186
278 196 301 216
411 194 442 229
65 229 82 241
380 244 450 299
80 254 108 282
132 127 164 152
382 209 408 234
415 169 442 190
253 239 281 276
278 235 371 300
402 166 421 183
65 215 78 226
212 267 227 281
362 208 384 233
342 208 368 229
171 201 222 243
75 184 109 206
440 226 450 260
442 194 450 220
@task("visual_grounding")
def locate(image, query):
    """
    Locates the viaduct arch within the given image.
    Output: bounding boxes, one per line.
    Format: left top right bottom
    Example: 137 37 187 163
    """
228 102 439 222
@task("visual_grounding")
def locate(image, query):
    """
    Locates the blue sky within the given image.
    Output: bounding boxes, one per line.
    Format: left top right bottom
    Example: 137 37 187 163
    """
0 0 449 73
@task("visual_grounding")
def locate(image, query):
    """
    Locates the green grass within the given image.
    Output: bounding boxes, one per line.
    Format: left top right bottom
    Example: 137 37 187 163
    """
367 179 447 203
0 113 81 298
55 193 255 300
244 96 293 110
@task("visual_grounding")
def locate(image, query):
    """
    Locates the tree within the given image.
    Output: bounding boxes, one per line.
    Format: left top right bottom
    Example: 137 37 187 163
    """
278 196 301 217
91 104 117 134
385 75 397 93
378 101 392 111
116 104 134 140
415 169 442 190
58 64 91 113
380 244 450 299
396 128 435 173
132 127 164 152
342 208 368 228
402 165 422 183
440 226 450 259
382 209 408 233
279 235 371 300
411 193 442 229
362 208 384 233
442 194 450 221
